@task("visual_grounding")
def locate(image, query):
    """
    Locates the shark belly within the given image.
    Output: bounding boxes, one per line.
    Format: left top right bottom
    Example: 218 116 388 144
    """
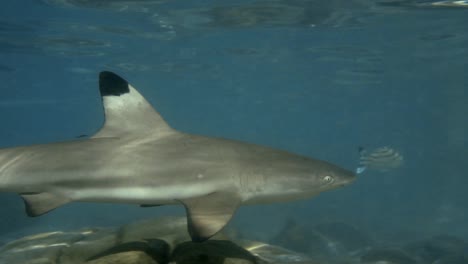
68 178 218 205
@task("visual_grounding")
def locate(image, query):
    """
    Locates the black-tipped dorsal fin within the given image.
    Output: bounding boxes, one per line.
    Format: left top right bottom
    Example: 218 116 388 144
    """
93 71 174 138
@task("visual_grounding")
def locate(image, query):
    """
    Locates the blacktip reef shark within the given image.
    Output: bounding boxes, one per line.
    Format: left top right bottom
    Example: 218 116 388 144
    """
0 71 356 242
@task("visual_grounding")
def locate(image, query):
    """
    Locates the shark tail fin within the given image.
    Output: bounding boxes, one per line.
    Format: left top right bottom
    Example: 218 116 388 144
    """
93 71 174 138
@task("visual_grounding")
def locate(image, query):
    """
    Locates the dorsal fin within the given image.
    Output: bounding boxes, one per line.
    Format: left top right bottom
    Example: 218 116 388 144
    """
93 71 174 138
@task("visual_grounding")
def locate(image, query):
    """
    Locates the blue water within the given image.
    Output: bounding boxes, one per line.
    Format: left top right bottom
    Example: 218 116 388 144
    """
0 0 467 250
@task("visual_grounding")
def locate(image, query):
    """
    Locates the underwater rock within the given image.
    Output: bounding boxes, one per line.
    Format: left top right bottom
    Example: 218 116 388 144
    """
86 251 158 264
271 219 372 260
405 235 467 263
117 216 190 246
314 222 373 254
86 239 170 264
0 217 315 264
58 229 118 263
240 241 314 263
433 254 468 264
0 228 112 264
360 248 418 264
171 240 257 264
271 219 331 256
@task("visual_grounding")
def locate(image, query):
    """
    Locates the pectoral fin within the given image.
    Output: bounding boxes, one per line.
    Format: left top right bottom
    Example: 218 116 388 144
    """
180 192 241 242
21 193 71 217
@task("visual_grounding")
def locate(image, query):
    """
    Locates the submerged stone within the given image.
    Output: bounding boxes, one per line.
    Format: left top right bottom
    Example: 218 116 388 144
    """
0 228 110 264
271 219 372 260
171 240 257 264
86 251 158 264
271 219 330 255
434 254 468 264
86 239 170 264
0 217 316 264
360 248 418 264
240 240 314 263
314 222 373 253
117 217 190 246
405 235 467 263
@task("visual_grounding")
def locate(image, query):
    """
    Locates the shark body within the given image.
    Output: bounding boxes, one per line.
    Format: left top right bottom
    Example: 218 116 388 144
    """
0 72 355 241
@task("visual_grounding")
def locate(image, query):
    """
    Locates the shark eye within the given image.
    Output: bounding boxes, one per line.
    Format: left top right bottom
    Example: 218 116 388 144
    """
323 175 334 183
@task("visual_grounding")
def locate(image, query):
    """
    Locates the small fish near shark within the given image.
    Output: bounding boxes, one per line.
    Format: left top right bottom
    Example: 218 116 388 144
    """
357 146 403 174
0 71 356 242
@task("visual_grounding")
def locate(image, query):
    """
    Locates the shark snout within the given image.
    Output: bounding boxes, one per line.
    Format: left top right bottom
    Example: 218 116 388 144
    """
336 171 357 188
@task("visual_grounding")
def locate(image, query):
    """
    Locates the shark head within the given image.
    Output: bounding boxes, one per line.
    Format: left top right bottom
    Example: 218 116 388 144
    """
304 160 357 192
279 158 355 201
240 149 356 204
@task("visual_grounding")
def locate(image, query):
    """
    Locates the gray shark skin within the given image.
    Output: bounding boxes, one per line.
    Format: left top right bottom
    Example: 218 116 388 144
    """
0 71 355 242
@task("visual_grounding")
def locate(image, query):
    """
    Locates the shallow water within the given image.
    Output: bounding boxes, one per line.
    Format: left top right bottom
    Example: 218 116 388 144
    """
0 0 467 262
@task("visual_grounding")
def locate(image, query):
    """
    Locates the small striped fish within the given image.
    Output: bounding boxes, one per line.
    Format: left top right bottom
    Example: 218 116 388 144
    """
356 146 403 174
